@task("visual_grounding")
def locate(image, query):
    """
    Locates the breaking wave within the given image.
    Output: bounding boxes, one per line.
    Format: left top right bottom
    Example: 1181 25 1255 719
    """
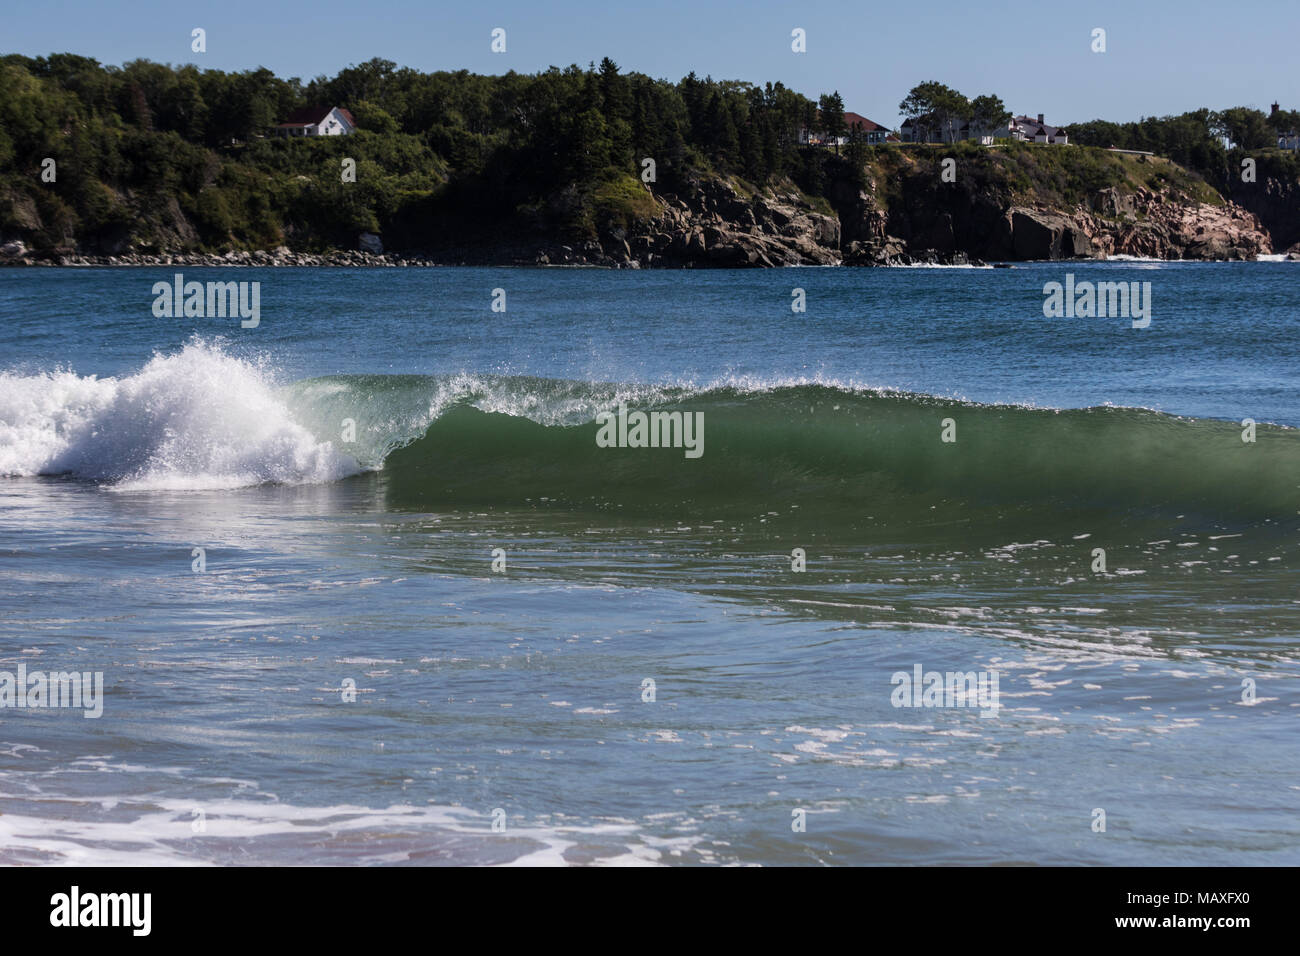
0 340 358 490
3 341 1297 525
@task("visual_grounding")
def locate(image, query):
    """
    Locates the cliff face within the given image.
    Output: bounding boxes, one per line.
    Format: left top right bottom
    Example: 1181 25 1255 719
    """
0 146 1288 268
1225 174 1300 253
553 174 843 268
542 190 1274 272
588 149 1277 268
914 189 1272 263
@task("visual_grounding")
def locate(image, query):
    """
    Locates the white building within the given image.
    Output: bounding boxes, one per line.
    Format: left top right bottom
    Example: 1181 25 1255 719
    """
900 116 1014 146
1006 114 1069 145
1269 102 1298 150
273 106 357 138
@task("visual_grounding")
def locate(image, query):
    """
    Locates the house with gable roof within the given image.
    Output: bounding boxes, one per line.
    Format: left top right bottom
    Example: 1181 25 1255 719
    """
273 106 357 138
1006 114 1069 145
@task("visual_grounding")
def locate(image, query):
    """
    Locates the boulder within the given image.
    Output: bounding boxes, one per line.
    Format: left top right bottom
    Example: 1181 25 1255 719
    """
1010 208 1074 259
1092 187 1135 218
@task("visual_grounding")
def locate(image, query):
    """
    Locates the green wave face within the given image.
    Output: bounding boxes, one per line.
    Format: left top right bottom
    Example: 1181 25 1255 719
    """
284 375 1300 533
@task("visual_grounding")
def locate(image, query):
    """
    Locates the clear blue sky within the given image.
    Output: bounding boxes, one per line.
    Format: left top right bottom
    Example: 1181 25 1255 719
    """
7 0 1297 127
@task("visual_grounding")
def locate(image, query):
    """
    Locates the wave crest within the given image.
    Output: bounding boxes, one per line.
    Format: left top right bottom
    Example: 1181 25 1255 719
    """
4 344 1296 524
0 341 359 490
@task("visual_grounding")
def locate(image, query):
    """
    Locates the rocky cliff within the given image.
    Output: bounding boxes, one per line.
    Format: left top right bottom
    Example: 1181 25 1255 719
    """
589 149 1279 268
1225 172 1300 254
2 145 1291 268
495 147 1281 268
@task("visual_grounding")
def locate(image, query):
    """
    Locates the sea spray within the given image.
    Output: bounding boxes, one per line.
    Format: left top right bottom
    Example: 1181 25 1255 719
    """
0 340 357 488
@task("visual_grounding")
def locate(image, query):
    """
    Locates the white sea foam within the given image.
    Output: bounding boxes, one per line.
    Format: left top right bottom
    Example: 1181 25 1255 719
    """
0 794 701 866
887 261 994 269
0 340 359 490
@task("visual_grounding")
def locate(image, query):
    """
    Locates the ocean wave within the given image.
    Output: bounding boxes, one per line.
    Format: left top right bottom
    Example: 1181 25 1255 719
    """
0 340 359 490
374 391 1297 522
2 342 1296 524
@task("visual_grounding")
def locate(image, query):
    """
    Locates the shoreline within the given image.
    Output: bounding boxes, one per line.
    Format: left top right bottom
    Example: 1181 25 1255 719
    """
3 251 1297 269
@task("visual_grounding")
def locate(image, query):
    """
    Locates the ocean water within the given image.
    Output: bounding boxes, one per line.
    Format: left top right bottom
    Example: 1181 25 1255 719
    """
0 262 1297 866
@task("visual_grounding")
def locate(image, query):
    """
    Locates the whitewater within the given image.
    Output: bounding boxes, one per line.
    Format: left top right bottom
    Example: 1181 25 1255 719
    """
0 342 358 489
4 340 1296 530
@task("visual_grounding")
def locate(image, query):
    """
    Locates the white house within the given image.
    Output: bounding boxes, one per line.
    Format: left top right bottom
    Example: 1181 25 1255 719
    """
900 117 995 145
1266 102 1299 150
955 120 1002 146
273 106 357 138
1006 114 1069 145
899 117 941 143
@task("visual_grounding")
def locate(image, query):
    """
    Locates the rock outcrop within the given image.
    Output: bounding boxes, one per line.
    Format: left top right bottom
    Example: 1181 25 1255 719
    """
846 188 1270 267
614 176 841 268
963 195 1270 262
0 154 1281 268
1225 174 1300 252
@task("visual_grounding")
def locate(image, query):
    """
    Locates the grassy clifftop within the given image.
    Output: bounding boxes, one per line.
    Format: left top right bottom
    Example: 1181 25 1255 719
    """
859 140 1224 215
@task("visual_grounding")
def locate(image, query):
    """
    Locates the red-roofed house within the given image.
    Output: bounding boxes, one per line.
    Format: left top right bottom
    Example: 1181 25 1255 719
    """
801 111 891 146
273 106 357 138
842 112 890 145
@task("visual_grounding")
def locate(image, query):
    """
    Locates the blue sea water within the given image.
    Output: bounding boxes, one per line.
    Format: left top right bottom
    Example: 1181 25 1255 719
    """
0 261 1297 865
